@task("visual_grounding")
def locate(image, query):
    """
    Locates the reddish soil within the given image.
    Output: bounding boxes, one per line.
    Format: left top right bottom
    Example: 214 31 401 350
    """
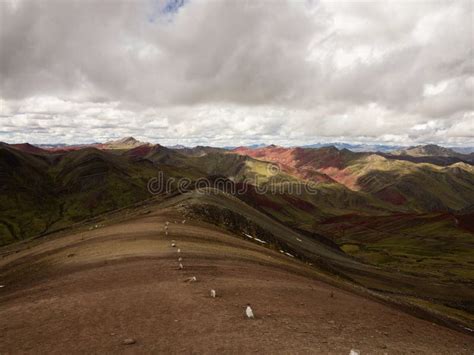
233 146 359 188
321 212 458 228
10 143 49 155
457 213 474 233
318 166 359 190
44 145 97 153
238 184 287 212
375 187 408 205
126 144 155 158
282 194 317 212
1 208 473 354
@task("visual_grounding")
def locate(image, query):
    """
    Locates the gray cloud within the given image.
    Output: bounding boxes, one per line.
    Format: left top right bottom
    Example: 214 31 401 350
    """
0 0 473 146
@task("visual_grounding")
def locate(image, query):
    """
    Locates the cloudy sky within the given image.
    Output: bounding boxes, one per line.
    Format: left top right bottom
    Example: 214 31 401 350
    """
0 0 473 147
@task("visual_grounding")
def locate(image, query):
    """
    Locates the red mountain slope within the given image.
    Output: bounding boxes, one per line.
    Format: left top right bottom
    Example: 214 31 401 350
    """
233 145 362 187
10 143 48 155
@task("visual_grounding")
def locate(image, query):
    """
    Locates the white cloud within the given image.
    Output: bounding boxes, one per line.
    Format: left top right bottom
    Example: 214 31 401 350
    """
0 0 472 146
423 81 449 97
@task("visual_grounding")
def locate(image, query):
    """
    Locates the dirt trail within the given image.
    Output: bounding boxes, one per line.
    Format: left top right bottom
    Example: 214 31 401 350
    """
0 208 473 354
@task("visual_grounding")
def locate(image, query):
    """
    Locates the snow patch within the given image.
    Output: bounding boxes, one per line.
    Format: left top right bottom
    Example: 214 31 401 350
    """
244 233 267 244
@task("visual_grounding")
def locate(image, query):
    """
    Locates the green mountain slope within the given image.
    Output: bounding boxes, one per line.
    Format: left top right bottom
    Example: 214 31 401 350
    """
0 144 58 243
0 145 160 244
234 146 474 212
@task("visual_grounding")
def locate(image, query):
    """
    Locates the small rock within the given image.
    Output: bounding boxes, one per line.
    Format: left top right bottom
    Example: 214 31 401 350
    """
67 253 76 258
349 350 360 355
122 338 136 345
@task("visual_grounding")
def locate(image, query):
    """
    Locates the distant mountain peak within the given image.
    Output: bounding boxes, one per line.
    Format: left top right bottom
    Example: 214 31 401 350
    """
104 136 149 149
167 144 187 149
393 144 458 157
107 136 138 145
119 136 138 144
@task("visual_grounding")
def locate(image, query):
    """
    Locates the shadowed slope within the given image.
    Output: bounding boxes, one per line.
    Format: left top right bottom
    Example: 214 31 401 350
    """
154 190 474 329
0 145 159 244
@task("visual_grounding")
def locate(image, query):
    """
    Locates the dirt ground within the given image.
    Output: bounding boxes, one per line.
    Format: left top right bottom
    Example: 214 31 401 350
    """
0 208 473 354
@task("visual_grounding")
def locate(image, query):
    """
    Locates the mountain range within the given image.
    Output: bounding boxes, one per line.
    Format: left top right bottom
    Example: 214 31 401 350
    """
33 140 474 154
2 138 473 241
1 137 474 343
